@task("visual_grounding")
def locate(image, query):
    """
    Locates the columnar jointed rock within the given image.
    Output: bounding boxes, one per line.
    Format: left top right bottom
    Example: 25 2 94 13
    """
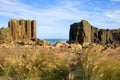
31 20 36 39
8 19 37 41
69 20 92 45
0 19 37 44
69 20 120 46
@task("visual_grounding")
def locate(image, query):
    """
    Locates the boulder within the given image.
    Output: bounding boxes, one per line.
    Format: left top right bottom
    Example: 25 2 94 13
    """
54 42 63 48
68 43 82 50
83 42 90 47
35 39 51 46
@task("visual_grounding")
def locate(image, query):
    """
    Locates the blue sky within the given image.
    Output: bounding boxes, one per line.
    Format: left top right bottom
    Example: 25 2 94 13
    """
0 0 120 39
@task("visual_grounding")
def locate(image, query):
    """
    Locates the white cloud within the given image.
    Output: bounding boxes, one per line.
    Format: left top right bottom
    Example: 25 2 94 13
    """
0 0 83 25
0 0 83 38
104 10 120 21
0 0 120 38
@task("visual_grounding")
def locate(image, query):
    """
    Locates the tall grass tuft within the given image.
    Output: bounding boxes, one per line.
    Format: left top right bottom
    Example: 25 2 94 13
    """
0 49 70 80
77 50 120 80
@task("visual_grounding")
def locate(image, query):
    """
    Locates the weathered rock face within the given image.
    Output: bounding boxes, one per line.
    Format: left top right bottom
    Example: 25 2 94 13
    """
69 20 120 46
8 19 36 40
0 19 36 44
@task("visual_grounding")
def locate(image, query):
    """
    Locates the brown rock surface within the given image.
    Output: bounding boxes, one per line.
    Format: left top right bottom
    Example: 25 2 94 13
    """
0 19 37 44
35 39 51 46
69 20 120 46
31 20 36 39
54 42 63 48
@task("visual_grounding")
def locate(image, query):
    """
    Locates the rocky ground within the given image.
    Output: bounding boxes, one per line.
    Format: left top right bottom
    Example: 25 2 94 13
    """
0 41 120 80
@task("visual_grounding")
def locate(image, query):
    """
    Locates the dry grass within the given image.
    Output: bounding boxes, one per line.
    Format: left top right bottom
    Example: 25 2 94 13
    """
76 45 120 80
0 46 75 80
0 44 120 80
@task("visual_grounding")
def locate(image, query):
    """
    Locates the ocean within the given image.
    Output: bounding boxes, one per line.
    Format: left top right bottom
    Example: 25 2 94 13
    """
44 39 68 45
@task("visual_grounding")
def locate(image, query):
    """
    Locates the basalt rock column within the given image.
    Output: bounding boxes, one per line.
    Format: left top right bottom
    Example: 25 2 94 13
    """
8 19 19 40
79 20 92 43
8 19 37 41
69 20 92 45
0 19 37 43
31 20 36 40
26 20 31 38
19 20 25 38
69 23 80 43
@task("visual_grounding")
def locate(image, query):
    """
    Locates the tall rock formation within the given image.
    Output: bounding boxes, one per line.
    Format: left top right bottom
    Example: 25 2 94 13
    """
8 19 36 41
31 20 36 39
0 19 36 44
69 20 120 46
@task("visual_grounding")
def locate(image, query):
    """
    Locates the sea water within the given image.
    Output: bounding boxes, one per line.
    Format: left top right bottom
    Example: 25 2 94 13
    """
44 39 68 45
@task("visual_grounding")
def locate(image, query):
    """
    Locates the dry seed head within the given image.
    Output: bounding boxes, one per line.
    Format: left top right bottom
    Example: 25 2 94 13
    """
92 65 98 72
100 73 104 77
